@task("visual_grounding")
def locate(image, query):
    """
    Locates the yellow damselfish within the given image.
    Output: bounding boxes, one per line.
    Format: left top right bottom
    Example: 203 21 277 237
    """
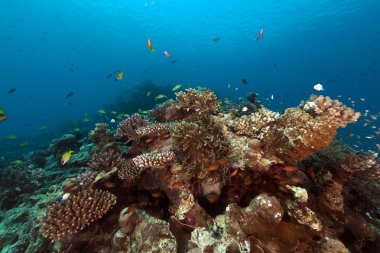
61 150 74 165
155 94 167 100
147 38 155 52
172 84 182 91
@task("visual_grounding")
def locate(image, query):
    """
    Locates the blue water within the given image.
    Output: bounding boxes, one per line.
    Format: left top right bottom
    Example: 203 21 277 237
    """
1 0 379 148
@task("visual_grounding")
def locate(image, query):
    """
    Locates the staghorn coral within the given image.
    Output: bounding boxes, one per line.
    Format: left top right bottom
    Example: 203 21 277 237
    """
89 123 114 144
40 189 117 241
132 150 176 169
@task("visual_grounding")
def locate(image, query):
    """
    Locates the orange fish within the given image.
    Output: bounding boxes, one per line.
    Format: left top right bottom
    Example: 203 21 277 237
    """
283 165 298 173
208 164 219 171
147 38 155 52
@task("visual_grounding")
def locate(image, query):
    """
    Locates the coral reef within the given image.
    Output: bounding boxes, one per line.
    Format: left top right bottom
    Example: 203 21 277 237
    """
2 87 380 253
40 189 117 241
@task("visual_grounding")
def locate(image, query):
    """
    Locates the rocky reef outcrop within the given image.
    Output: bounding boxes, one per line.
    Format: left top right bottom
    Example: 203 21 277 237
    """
1 88 379 253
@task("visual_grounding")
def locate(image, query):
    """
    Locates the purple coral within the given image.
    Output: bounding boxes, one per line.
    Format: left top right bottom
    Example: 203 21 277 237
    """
115 114 148 143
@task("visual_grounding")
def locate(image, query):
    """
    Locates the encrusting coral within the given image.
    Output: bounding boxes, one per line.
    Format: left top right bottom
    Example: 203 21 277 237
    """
35 88 380 253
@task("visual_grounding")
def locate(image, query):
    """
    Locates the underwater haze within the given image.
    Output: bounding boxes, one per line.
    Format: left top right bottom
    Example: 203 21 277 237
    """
2 1 380 253
1 0 379 140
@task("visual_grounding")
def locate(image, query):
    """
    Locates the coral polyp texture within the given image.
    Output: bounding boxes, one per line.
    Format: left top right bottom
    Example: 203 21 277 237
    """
20 88 378 252
40 189 116 241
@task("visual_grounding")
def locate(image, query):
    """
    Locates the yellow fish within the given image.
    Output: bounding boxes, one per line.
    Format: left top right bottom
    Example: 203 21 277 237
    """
116 113 124 119
227 83 231 89
83 117 91 122
111 110 117 115
61 150 74 165
0 107 5 114
11 160 23 164
146 91 152 97
38 125 48 130
155 94 167 100
172 84 182 91
116 71 124 81
4 134 17 139
97 109 106 114
147 38 155 52
20 141 29 147
224 98 232 104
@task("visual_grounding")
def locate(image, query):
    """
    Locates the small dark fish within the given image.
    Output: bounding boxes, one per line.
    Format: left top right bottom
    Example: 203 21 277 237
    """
106 73 113 79
69 68 74 72
242 78 247 84
170 60 178 64
66 92 74 98
213 37 220 42
273 62 276 67
8 88 16 93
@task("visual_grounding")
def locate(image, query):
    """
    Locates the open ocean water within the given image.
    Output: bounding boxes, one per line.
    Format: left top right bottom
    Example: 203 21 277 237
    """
0 1 380 252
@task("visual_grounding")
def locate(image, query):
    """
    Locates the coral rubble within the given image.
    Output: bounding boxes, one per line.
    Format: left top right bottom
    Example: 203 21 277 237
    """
2 88 380 253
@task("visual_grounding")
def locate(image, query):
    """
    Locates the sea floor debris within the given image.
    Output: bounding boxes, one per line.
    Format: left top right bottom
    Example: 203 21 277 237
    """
0 88 379 253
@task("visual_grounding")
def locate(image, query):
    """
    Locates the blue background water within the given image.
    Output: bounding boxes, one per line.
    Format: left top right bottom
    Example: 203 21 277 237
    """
1 0 379 150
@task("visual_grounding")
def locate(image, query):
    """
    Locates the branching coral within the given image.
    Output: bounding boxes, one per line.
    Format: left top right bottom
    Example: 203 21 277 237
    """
132 150 176 169
227 108 280 137
62 170 97 194
40 189 117 241
135 122 170 142
115 114 148 143
171 118 230 177
88 147 125 172
117 159 143 181
163 88 220 120
89 123 114 144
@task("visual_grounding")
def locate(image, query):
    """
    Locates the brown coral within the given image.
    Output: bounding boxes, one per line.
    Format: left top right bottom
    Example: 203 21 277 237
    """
62 170 97 194
117 159 144 181
115 114 148 142
164 88 220 120
227 108 280 137
132 150 176 169
88 147 125 172
261 95 360 163
171 118 230 176
40 189 117 241
89 123 114 144
135 122 170 142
